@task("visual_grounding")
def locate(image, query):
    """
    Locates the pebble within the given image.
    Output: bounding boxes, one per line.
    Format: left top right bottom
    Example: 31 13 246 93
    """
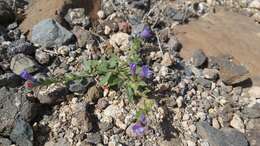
161 52 174 67
97 10 105 19
35 49 50 64
191 49 207 68
109 32 130 51
230 114 245 133
10 54 39 75
176 96 184 108
203 68 219 81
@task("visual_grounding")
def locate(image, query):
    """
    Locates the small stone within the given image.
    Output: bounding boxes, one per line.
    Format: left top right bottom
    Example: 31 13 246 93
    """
65 8 86 26
96 98 109 110
35 49 50 65
68 78 94 94
248 86 260 99
196 78 212 88
191 49 207 67
72 26 95 48
253 12 260 23
186 140 196 146
161 52 174 67
230 114 245 133
84 85 101 102
203 68 219 81
97 10 105 19
103 104 124 120
176 96 184 108
85 132 102 144
109 32 129 51
34 83 68 104
166 36 182 52
57 46 70 56
31 19 73 48
249 0 260 9
212 118 220 129
104 25 112 35
10 54 39 75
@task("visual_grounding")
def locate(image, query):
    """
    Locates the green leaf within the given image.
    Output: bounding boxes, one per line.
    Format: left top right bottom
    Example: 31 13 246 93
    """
96 62 109 74
108 75 122 87
99 72 112 85
127 85 134 102
109 55 118 68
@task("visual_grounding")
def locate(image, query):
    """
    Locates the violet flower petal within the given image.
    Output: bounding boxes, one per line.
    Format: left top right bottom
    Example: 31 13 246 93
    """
132 123 145 136
140 114 147 125
140 26 153 40
19 70 36 82
140 65 152 78
129 63 137 76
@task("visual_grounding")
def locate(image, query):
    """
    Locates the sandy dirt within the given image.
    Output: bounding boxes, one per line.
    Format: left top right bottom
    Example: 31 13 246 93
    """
175 8 260 85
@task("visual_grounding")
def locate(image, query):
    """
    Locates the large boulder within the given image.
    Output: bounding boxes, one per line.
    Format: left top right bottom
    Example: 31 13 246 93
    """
31 19 74 48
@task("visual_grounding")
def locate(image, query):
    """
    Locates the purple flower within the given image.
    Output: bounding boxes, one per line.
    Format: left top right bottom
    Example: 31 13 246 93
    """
140 26 153 40
129 63 137 76
19 70 36 82
140 114 147 125
132 123 145 136
140 65 152 78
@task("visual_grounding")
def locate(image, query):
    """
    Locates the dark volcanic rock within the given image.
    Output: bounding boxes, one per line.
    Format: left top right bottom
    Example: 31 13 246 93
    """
0 87 38 136
197 121 249 146
191 49 207 68
0 0 15 25
0 73 23 88
7 39 35 56
10 118 34 146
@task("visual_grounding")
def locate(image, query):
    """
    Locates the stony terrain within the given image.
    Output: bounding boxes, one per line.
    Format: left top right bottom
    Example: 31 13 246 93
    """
0 0 260 146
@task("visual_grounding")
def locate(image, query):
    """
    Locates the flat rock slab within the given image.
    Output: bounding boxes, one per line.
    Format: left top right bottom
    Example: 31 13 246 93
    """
176 8 260 85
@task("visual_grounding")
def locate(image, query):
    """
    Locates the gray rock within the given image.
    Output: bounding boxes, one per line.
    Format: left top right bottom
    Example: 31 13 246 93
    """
85 132 102 144
246 118 260 146
35 49 51 65
68 78 94 94
10 118 33 146
196 77 212 88
84 85 101 102
242 103 260 119
99 122 113 132
197 121 249 146
0 87 38 136
10 54 39 75
0 73 23 87
191 49 207 67
172 11 188 22
65 8 87 27
7 39 35 56
127 0 150 9
0 137 12 146
203 68 219 81
166 36 182 52
34 83 68 105
215 57 249 85
0 0 15 25
31 19 74 48
72 26 95 48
